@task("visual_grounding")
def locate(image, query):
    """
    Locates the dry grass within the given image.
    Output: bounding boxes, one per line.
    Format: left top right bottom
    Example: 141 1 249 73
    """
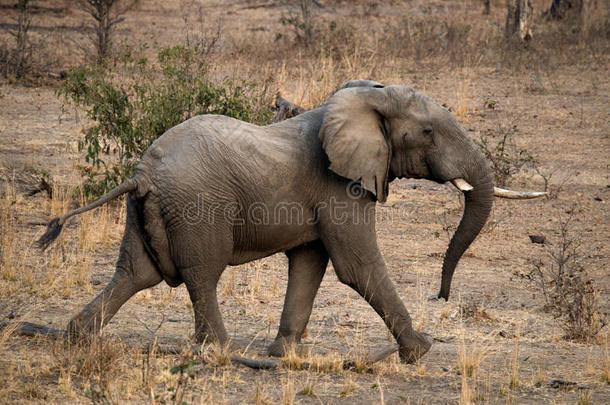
600 341 610 384
509 325 521 389
454 72 471 119
456 330 494 378
588 334 610 384
281 376 295 405
339 376 356 397
52 335 137 402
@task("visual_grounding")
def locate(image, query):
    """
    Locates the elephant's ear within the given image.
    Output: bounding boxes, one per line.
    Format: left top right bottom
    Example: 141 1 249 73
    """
319 87 391 202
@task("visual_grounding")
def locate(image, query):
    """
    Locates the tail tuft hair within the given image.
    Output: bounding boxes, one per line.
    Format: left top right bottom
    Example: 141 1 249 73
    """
35 218 63 251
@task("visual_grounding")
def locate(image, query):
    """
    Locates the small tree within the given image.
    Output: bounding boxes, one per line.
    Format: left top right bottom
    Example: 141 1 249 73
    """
280 0 320 48
4 0 34 78
528 213 606 341
77 0 139 62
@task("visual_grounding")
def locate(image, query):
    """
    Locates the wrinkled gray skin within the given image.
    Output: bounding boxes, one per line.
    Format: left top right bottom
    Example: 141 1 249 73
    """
44 82 493 363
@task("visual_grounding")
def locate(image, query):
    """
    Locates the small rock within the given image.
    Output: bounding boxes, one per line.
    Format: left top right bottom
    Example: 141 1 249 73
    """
411 184 417 190
499 330 513 338
441 366 450 372
8 311 16 319
593 196 602 201
529 235 546 244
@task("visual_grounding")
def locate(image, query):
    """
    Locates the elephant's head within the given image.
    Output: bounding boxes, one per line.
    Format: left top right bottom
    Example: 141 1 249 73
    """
319 85 494 300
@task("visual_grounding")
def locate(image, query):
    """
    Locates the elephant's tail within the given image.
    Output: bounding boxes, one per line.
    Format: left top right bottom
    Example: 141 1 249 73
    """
35 178 138 250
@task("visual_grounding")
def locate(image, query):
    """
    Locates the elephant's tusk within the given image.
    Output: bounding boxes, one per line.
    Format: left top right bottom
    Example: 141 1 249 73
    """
493 187 547 199
452 178 474 191
452 179 547 199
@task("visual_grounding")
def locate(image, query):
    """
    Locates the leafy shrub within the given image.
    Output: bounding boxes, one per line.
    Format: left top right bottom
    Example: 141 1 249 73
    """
475 124 535 187
527 213 606 342
58 45 272 197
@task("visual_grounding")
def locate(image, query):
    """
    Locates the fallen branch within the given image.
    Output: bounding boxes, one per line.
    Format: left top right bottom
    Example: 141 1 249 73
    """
0 321 65 338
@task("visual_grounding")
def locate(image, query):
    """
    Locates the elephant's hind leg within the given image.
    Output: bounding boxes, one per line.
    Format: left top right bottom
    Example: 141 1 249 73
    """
171 224 232 347
181 261 229 346
67 196 163 339
268 241 329 357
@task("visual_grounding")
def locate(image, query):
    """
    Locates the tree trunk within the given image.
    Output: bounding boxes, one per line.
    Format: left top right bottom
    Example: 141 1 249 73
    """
506 0 533 41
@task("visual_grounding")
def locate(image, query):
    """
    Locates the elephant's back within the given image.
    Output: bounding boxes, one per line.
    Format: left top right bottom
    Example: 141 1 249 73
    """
135 114 316 207
141 115 298 175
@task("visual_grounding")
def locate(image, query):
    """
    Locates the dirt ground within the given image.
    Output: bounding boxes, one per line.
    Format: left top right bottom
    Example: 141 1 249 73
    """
1 1 609 404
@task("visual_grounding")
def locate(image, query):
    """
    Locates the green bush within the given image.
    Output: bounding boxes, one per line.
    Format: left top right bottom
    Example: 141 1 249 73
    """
58 45 272 198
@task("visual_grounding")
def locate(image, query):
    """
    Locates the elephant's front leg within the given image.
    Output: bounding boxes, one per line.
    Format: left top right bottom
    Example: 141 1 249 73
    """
319 199 432 363
268 241 329 357
333 256 432 363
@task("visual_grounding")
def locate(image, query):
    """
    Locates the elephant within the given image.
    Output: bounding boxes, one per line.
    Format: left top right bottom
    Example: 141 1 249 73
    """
36 81 545 363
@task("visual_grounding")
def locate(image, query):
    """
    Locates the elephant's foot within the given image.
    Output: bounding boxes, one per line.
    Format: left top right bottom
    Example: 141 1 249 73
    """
268 336 300 357
191 326 231 350
66 313 100 343
398 331 434 363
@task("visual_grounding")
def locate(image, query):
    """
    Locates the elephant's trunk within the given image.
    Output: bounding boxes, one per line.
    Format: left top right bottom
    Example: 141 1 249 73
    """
438 154 494 300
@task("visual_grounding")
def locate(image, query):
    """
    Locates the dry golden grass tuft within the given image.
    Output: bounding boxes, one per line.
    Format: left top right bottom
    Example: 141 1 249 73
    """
0 183 21 285
456 332 493 378
600 343 610 384
281 376 296 405
339 376 356 397
509 325 521 389
454 73 472 119
201 341 233 367
588 334 610 384
280 344 306 370
296 378 316 396
578 389 593 405
51 334 139 402
250 379 272 404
